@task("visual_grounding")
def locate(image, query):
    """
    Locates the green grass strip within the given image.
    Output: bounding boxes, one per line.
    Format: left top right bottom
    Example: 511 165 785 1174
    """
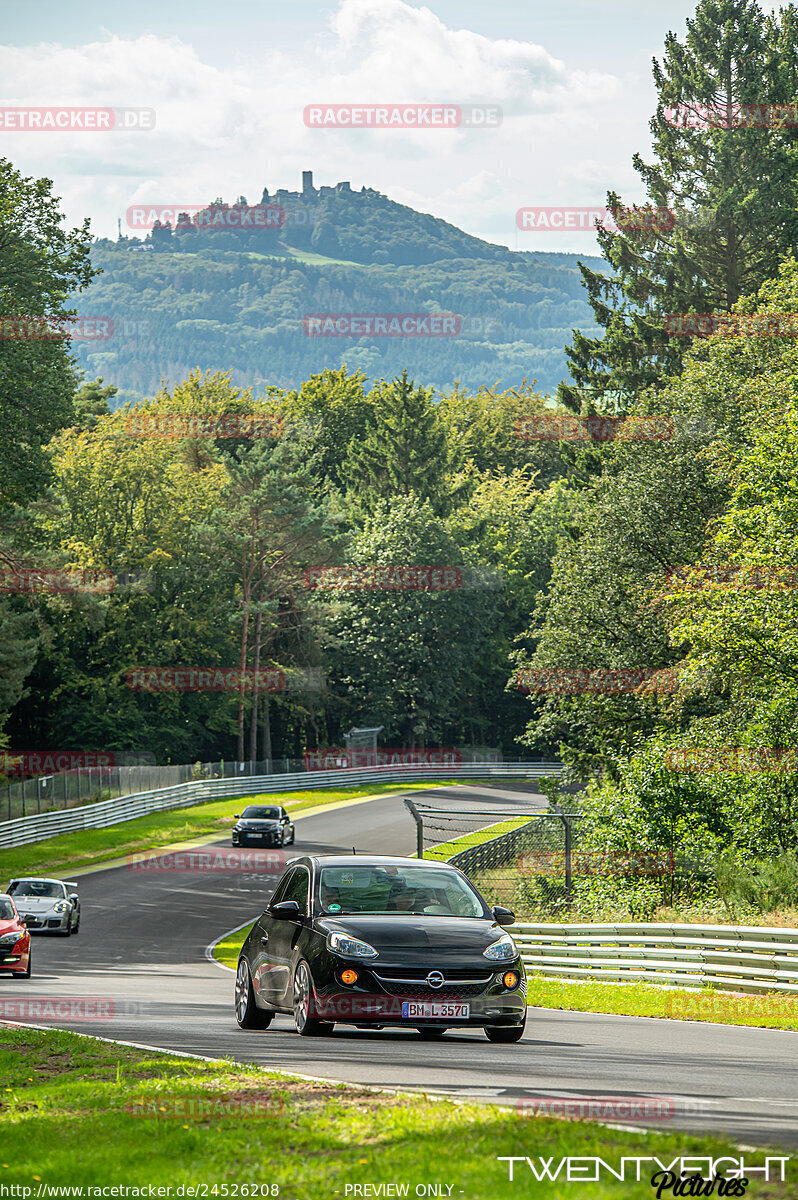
0 1026 787 1197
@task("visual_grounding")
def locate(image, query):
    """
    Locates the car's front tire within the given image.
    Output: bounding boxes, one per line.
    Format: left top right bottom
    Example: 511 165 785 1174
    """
235 959 273 1029
484 1018 526 1044
70 913 79 935
293 961 333 1037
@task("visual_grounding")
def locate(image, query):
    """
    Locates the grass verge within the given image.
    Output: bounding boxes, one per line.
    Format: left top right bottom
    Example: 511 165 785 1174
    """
0 1026 789 1197
213 921 256 968
0 782 450 882
528 975 798 1030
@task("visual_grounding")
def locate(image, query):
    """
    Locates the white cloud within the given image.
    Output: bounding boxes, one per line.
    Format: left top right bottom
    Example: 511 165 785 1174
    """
0 0 636 249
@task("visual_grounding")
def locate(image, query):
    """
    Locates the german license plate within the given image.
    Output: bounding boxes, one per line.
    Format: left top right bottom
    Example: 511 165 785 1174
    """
401 1002 470 1019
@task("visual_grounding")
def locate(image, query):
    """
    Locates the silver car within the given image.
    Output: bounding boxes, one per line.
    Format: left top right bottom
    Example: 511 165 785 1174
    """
6 878 80 936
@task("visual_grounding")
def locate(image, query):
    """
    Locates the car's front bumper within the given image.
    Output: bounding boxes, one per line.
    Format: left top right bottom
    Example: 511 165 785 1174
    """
17 913 69 932
313 977 527 1027
232 831 283 846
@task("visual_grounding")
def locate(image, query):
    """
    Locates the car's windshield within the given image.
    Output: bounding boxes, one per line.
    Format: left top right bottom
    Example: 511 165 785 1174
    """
8 881 64 899
0 898 16 920
242 807 280 820
317 865 485 917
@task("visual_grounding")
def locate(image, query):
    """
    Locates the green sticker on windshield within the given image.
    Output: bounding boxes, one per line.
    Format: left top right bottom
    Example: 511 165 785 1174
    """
328 903 341 911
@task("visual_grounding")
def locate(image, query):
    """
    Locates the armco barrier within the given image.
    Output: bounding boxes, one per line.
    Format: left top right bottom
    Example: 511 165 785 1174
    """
0 762 562 850
515 922 798 994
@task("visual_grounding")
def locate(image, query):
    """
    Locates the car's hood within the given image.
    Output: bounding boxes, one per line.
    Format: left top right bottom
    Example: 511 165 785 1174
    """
0 918 24 935
237 819 279 827
316 914 506 955
11 896 64 910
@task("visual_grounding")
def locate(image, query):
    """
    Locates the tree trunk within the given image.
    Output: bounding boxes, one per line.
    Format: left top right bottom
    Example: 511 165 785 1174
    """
249 609 262 764
261 695 272 764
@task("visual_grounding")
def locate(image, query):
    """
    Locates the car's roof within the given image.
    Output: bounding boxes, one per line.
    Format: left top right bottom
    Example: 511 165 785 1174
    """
293 855 456 870
8 877 71 885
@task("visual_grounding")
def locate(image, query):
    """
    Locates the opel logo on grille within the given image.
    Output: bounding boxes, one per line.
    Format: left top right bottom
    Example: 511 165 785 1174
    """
426 970 445 989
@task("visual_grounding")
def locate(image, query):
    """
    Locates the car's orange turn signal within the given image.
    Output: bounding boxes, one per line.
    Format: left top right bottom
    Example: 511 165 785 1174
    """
341 968 359 985
503 971 519 989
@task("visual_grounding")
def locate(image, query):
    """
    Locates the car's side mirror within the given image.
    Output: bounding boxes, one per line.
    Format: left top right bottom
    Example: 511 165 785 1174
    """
492 905 516 926
271 900 302 921
234 813 240 819
69 894 79 902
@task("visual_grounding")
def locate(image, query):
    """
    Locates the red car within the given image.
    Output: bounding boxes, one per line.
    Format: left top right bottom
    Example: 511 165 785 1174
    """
0 894 31 978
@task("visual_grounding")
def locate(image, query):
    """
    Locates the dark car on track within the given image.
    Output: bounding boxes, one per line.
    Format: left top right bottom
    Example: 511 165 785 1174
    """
234 854 526 1041
232 805 295 848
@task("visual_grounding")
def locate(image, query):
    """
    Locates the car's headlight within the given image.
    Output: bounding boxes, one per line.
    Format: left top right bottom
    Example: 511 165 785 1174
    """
0 932 21 946
484 934 517 961
53 902 70 913
327 931 378 958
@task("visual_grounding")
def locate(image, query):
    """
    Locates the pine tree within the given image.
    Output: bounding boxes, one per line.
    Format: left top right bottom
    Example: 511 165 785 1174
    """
561 0 798 413
342 371 451 512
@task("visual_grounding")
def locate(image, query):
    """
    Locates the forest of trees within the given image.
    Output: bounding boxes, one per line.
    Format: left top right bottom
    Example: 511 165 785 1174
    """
6 0 798 915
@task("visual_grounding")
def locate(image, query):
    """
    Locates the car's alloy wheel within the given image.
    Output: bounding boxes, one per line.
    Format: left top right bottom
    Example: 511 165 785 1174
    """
484 1018 525 1043
293 961 333 1036
235 959 273 1029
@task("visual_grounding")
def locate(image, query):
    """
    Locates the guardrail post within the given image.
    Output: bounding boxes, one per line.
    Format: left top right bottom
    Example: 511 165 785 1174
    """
403 797 424 858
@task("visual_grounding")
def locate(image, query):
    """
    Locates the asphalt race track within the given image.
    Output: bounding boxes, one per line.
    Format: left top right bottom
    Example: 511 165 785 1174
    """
2 782 798 1146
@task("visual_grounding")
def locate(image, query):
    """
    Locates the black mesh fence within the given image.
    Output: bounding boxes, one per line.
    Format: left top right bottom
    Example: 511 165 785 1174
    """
405 799 583 917
403 798 700 919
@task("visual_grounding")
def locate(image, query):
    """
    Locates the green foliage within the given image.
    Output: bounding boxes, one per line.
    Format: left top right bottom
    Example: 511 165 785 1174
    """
561 0 798 412
71 242 603 398
0 158 97 505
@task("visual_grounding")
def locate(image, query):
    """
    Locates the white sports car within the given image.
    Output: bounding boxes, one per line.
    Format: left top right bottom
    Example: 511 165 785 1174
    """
6 877 80 936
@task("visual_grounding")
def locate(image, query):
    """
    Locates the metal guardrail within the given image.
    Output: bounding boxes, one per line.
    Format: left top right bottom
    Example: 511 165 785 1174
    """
0 762 562 850
515 922 798 994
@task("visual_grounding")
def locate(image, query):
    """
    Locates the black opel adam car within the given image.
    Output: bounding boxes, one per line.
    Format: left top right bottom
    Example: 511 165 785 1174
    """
234 854 526 1041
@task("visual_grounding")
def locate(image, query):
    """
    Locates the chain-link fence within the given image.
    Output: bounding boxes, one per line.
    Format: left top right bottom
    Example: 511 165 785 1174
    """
403 797 714 920
0 753 552 822
404 797 584 917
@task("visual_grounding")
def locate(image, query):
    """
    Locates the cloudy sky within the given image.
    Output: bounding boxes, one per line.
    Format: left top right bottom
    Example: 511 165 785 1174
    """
1 1 786 251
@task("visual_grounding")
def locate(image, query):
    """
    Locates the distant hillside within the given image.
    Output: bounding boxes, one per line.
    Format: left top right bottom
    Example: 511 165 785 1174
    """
74 176 607 399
